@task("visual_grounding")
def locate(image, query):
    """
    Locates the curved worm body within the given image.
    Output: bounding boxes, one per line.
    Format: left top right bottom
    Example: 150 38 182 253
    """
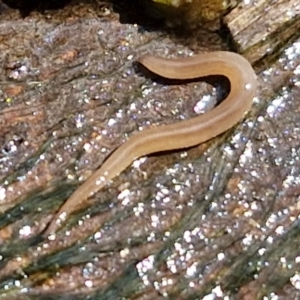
45 51 257 235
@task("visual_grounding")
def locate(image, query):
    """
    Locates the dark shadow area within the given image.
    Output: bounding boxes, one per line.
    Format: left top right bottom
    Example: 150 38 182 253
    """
1 0 167 27
1 0 72 15
110 0 236 50
110 0 174 30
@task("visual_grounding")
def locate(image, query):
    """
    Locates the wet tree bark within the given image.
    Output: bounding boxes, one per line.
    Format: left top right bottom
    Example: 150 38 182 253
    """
0 0 300 299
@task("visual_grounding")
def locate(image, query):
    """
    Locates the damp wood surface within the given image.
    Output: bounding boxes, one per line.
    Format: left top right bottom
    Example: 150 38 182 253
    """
0 0 300 299
224 0 300 62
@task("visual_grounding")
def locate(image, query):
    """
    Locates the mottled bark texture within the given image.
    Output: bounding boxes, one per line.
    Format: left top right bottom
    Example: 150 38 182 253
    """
0 0 300 299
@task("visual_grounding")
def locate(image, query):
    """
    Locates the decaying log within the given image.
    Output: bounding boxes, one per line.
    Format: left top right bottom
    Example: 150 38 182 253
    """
224 0 300 62
0 0 300 299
